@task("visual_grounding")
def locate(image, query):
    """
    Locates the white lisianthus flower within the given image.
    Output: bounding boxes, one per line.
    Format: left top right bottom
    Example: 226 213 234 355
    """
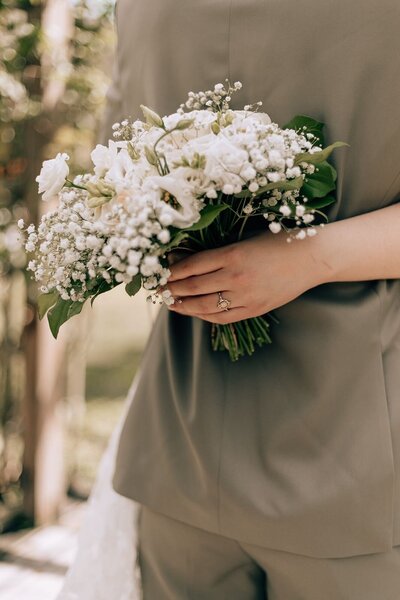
147 174 201 228
91 141 119 177
36 153 70 201
105 148 137 192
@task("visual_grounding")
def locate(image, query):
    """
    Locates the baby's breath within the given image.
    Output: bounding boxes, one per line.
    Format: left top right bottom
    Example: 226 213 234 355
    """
178 80 242 114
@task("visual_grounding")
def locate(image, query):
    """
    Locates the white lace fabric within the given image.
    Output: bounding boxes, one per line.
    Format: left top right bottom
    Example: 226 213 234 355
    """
57 380 142 600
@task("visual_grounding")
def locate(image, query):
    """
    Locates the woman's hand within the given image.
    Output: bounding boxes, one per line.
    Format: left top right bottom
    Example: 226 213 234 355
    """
165 230 326 324
165 202 400 324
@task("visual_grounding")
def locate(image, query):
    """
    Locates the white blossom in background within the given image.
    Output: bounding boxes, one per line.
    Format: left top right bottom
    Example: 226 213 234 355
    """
0 70 27 104
0 7 33 120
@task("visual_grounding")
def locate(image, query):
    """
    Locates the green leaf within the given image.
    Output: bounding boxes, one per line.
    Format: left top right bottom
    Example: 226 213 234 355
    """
233 189 254 199
294 141 348 166
90 279 116 305
258 176 304 194
37 290 59 320
282 115 325 145
305 195 336 209
234 176 304 199
68 301 85 319
125 273 142 297
184 203 229 232
161 230 189 253
47 298 85 339
301 161 337 199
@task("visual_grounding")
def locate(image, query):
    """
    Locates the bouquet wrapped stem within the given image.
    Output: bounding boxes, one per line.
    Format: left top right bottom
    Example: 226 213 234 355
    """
211 316 275 361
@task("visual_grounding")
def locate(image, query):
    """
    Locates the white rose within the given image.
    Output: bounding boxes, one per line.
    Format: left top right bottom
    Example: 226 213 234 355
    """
204 137 249 179
36 153 69 201
91 141 119 177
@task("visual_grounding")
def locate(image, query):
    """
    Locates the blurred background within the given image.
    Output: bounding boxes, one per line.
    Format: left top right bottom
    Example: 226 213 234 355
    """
0 1 153 597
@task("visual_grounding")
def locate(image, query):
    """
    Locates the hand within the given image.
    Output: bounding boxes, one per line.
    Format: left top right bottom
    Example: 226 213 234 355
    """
166 230 326 324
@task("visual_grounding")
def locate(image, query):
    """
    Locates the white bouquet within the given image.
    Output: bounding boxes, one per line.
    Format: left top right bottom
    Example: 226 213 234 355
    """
20 81 346 360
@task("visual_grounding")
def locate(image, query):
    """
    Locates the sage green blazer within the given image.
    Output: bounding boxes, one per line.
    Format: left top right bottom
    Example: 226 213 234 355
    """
101 0 400 558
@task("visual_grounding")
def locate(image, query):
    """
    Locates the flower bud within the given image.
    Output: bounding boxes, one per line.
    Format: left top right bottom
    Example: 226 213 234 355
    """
174 118 194 131
140 105 164 128
211 122 220 135
87 196 109 209
127 142 140 160
144 146 159 166
96 180 114 196
85 182 101 196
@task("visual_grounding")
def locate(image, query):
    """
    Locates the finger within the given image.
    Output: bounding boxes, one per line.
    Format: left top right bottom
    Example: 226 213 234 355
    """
193 307 249 324
167 269 228 297
168 246 227 282
170 292 240 315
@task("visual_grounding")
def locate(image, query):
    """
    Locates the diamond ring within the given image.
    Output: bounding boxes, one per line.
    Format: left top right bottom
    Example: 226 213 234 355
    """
217 291 231 311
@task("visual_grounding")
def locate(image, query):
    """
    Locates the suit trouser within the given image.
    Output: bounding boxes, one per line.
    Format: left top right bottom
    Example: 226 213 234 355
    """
137 505 400 600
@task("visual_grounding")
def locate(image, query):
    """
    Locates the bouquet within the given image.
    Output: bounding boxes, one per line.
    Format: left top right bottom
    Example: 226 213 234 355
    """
19 81 346 360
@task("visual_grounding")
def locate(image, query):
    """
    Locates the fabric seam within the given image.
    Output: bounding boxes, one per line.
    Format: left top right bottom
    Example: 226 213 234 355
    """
372 284 396 547
216 0 233 532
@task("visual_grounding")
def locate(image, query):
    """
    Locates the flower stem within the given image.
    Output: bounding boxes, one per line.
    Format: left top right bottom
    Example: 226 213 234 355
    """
212 315 273 361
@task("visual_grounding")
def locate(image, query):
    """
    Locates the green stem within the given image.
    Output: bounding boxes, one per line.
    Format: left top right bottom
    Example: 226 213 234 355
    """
65 179 87 191
237 215 250 241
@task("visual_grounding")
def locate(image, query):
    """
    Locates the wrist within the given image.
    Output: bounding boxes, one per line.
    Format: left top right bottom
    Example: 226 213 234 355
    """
304 222 341 286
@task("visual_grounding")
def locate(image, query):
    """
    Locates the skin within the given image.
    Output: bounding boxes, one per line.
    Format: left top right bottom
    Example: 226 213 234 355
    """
165 203 400 324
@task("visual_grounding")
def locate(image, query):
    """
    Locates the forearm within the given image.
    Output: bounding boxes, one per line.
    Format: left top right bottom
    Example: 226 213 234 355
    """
313 203 400 284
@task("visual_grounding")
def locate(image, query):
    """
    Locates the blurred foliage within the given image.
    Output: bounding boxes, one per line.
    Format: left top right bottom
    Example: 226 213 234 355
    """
0 0 115 526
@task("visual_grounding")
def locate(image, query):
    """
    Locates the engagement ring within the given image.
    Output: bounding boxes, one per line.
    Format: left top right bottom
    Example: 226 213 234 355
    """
217 292 231 311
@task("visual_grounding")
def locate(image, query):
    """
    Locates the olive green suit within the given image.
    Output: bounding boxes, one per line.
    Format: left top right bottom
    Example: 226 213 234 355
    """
102 0 400 560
